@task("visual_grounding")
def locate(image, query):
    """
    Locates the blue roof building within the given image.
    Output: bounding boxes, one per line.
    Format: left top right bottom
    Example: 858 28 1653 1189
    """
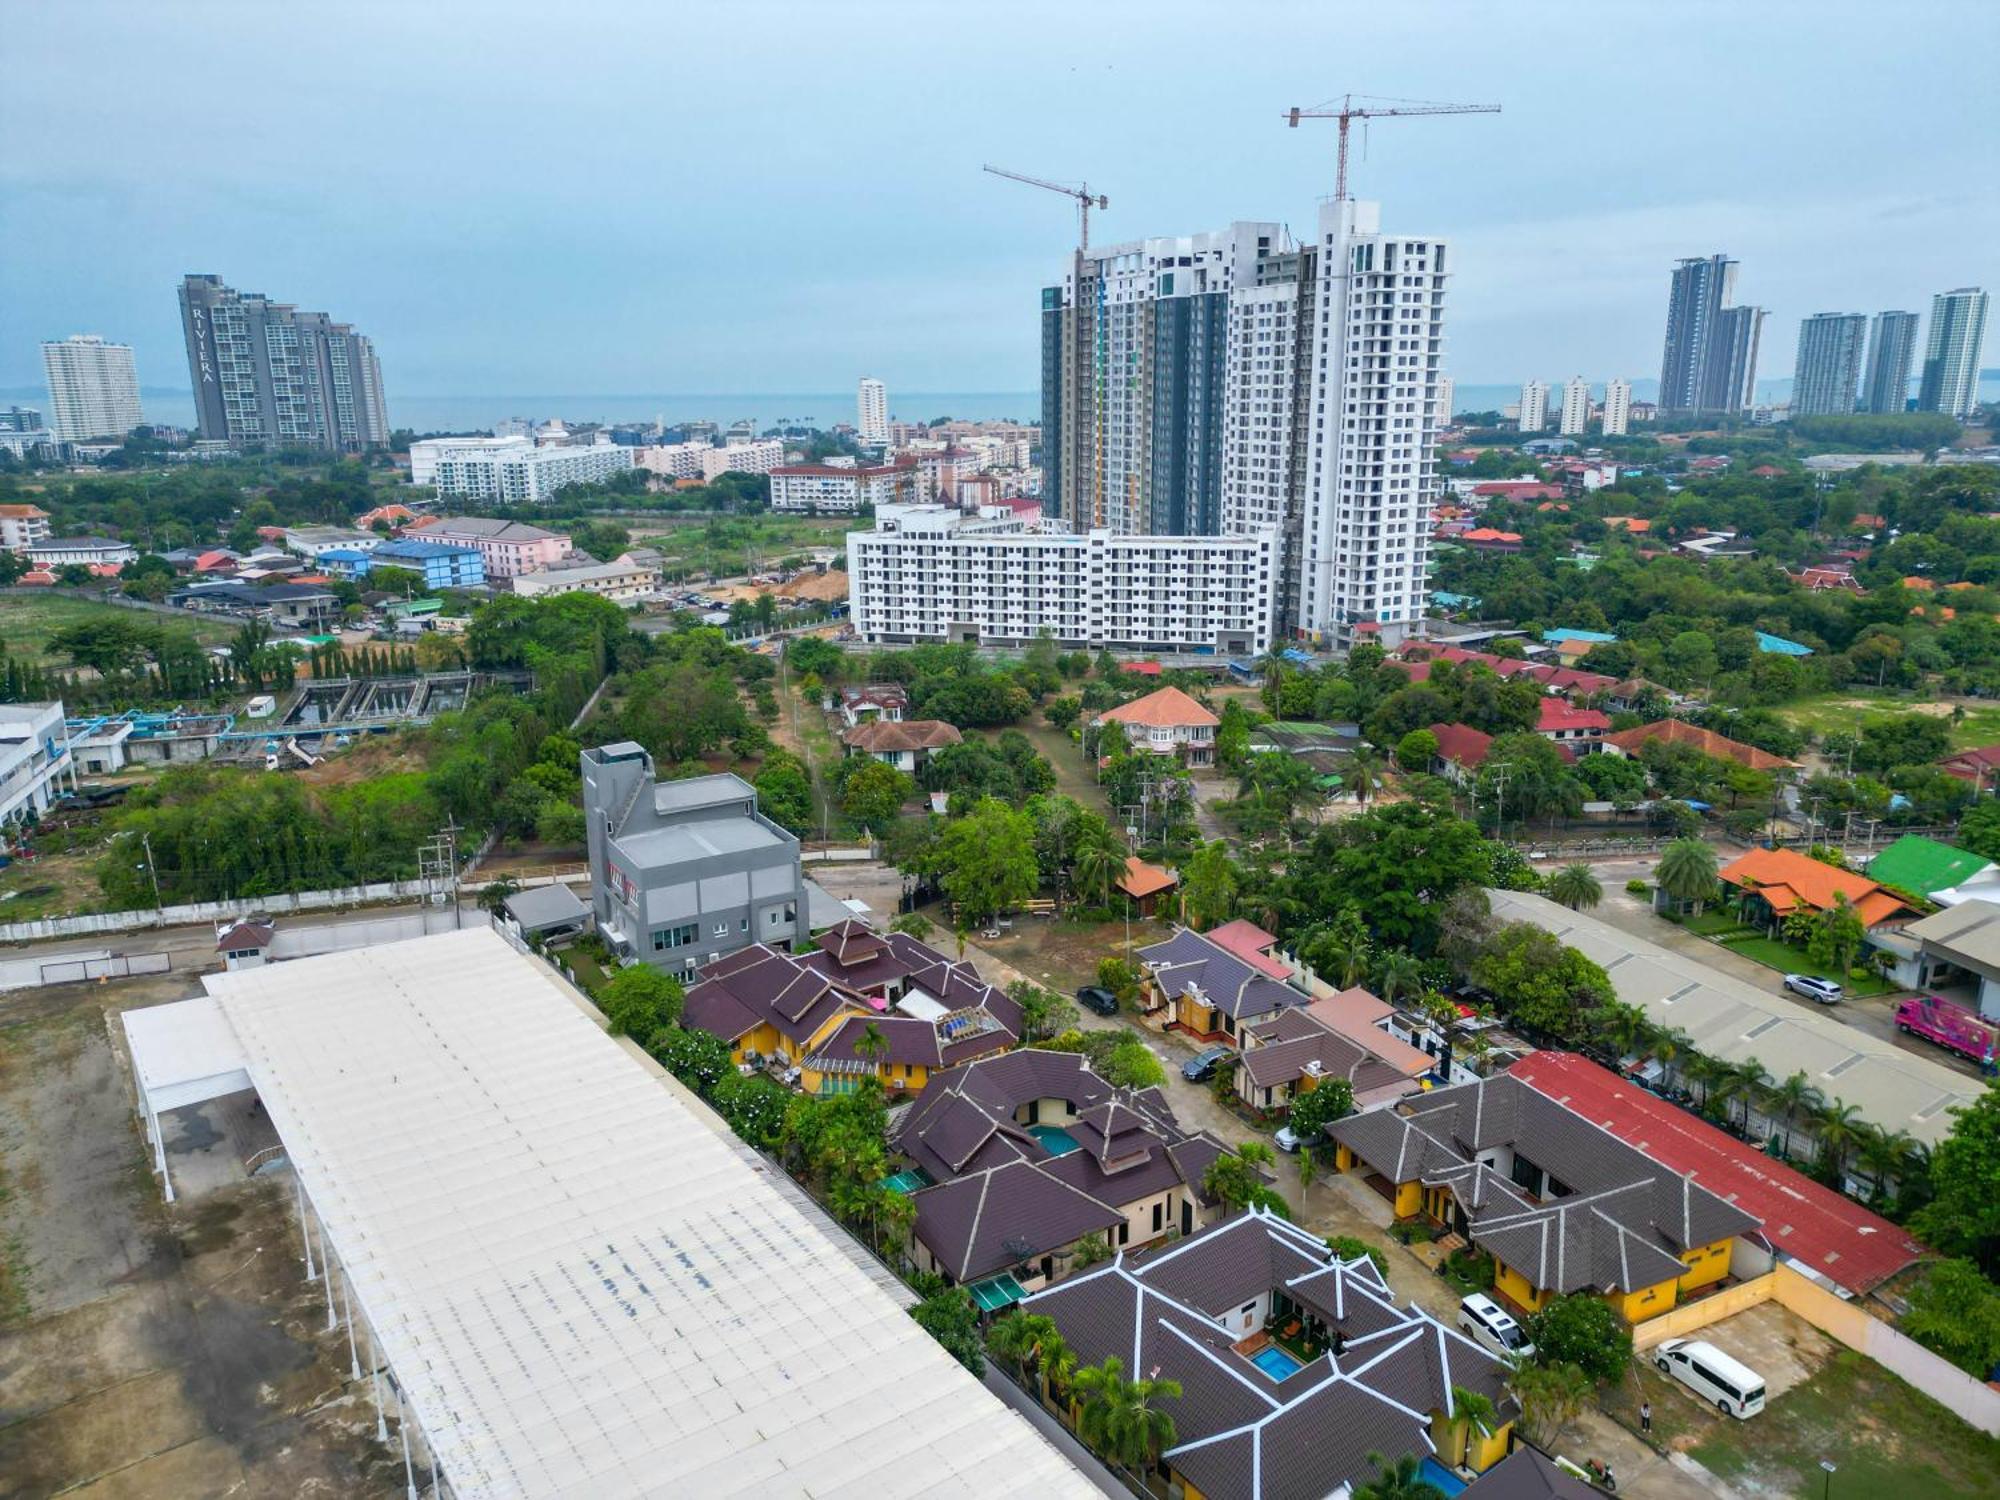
1755 631 1813 657
1431 590 1481 612
362 538 486 590
1543 628 1618 645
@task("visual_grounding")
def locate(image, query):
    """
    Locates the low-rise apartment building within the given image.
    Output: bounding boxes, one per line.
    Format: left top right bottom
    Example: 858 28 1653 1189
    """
26 536 136 568
639 438 788 482
847 503 1279 654
361 538 487 590
769 459 918 514
0 701 75 833
430 441 633 502
409 516 572 577
0 504 52 552
581 747 806 979
282 526 380 560
509 554 659 602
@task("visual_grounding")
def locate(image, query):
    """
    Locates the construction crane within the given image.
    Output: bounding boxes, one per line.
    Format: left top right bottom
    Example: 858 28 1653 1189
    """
1285 94 1500 201
982 163 1109 251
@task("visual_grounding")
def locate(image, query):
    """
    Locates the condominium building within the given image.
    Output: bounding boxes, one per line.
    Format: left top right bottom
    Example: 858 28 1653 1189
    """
1601 377 1632 435
1435 374 1455 424
1791 312 1866 417
857 377 888 442
178 274 389 451
0 504 53 552
581 749 805 982
429 441 633 502
634 441 708 480
509 555 659 602
1918 287 1990 420
1660 253 1766 413
1516 380 1549 433
702 438 786 480
1558 377 1590 435
408 516 573 577
846 503 1279 654
409 435 533 486
0 701 76 834
769 460 917 514
1861 311 1920 414
40 335 142 441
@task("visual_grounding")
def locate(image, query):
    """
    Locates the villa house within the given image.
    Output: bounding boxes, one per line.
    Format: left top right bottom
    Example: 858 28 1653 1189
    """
1233 992 1436 1115
1024 1209 1519 1495
681 921 1020 1096
1717 846 1913 936
1092 686 1220 766
1136 925 1310 1044
841 718 962 773
1533 697 1609 752
1429 721 1494 785
834 683 909 727
1329 1069 1759 1324
1115 856 1178 917
890 1049 1229 1297
1599 718 1799 775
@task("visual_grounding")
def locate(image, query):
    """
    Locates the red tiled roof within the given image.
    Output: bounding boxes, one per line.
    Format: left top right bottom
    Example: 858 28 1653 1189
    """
1095 685 1219 729
1601 719 1798 772
842 719 962 753
1601 515 1650 533
1509 1052 1927 1296
1428 721 1493 769
1120 660 1163 676
1534 698 1610 734
1470 481 1564 500
1940 743 2000 781
1203 919 1291 979
1462 528 1523 545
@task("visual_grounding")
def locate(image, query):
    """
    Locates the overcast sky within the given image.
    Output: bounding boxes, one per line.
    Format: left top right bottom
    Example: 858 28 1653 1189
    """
4 0 1994 398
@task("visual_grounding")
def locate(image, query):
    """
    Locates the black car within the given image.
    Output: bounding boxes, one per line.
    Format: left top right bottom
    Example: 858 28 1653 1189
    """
1181 1044 1234 1083
1076 985 1119 1017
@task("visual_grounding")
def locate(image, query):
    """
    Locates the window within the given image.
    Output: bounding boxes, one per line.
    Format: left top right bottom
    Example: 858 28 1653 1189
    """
713 922 729 938
651 923 698 952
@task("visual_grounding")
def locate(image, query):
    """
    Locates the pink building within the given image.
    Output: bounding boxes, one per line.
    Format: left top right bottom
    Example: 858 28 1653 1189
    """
409 516 572 578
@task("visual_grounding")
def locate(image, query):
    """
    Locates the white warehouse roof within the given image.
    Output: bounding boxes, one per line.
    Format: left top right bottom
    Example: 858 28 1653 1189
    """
1486 887 1982 1145
184 928 1088 1499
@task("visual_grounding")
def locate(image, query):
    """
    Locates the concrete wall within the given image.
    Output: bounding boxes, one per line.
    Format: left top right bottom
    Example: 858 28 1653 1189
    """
1631 1266 2000 1437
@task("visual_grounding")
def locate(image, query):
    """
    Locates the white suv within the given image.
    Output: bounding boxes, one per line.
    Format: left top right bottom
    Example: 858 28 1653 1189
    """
1457 1293 1534 1359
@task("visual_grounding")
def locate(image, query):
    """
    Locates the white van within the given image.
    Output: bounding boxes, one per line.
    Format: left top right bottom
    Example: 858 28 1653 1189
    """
1653 1338 1766 1418
1457 1293 1535 1360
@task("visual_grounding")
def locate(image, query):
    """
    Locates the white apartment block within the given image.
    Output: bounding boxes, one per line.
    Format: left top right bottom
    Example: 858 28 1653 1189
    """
847 504 1278 655
0 505 53 552
634 441 708 480
770 461 917 514
1435 374 1455 425
282 527 381 559
510 556 661 603
41 336 143 442
0 701 75 833
1296 201 1448 650
858 378 888 442
410 435 534 486
429 442 634 503
1220 278 1303 538
1559 377 1591 435
1601 378 1632 436
1517 380 1549 432
702 439 786 481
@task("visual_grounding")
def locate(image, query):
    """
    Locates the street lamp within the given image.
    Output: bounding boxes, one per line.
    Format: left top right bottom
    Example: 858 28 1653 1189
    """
1820 1459 1837 1499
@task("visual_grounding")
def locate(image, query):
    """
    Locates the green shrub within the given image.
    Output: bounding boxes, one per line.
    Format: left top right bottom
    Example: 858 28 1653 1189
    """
1625 879 1649 895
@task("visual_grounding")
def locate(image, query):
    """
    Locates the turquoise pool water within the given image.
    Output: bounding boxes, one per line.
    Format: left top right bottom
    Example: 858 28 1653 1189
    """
1029 1125 1080 1156
1250 1345 1304 1380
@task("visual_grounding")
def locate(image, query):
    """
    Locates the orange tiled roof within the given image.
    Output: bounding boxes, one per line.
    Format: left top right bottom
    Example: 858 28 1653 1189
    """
1602 516 1651 533
1719 846 1910 926
1903 575 1935 591
0 504 50 519
1095 686 1219 729
1601 718 1798 771
1116 857 1178 899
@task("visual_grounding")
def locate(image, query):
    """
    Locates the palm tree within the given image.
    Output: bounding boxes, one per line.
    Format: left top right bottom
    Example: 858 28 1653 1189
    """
1072 833 1124 908
1854 1127 1918 1203
1354 1450 1448 1500
477 874 522 917
853 1021 890 1069
1811 1099 1868 1181
1681 1050 1727 1110
1711 1056 1768 1136
1443 1385 1499 1468
1346 745 1386 805
1767 1070 1825 1161
1373 951 1426 1007
1547 862 1603 911
1584 1000 1651 1059
987 1313 1066 1385
1071 1356 1182 1478
1655 838 1719 916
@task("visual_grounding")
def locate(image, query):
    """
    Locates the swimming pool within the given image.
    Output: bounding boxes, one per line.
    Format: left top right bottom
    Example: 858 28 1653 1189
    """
1029 1125 1081 1157
1249 1345 1304 1380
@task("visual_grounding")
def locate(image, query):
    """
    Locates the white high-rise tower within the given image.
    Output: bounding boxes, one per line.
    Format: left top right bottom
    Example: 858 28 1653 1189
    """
857 378 888 443
41 335 142 441
1435 375 1455 427
1296 200 1447 650
1601 378 1631 436
1517 380 1549 432
1559 377 1591 435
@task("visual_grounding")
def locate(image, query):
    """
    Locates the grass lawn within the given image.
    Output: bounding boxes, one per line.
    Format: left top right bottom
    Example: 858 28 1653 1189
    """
558 945 611 997
1689 1349 2000 1500
1777 689 2000 751
1716 933 1896 996
975 720 1114 821
1684 910 1755 937
0 592 237 664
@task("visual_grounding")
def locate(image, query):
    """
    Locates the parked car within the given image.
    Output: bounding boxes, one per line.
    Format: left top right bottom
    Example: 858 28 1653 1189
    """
1181 1043 1234 1083
1895 995 2000 1066
1076 985 1120 1018
1653 1338 1765 1418
1457 1293 1535 1360
1274 1123 1305 1154
1782 973 1843 1004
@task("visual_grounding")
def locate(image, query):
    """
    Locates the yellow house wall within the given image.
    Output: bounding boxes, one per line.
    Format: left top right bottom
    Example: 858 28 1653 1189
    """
1494 1259 1551 1314
1467 1420 1513 1472
730 1022 783 1064
1431 1413 1515 1471
1679 1239 1732 1292
1170 1473 1207 1500
1612 1276 1680 1323
1335 1142 1359 1171
1392 1180 1423 1218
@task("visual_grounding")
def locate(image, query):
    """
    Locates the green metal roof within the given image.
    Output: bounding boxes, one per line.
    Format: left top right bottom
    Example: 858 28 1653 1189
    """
1866 835 1993 897
968 1273 1028 1312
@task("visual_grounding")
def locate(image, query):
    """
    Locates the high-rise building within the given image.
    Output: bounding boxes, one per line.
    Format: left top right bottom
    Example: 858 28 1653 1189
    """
1861 311 1919 414
1601 378 1632 436
40 335 142 441
178 274 389 452
1558 377 1591 435
1918 288 1990 420
1791 313 1866 417
1435 375 1454 426
857 377 888 442
1660 254 1766 414
1518 381 1549 432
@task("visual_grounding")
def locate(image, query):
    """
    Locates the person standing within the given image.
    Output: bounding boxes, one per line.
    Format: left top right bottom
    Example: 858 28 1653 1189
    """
1640 1400 1652 1435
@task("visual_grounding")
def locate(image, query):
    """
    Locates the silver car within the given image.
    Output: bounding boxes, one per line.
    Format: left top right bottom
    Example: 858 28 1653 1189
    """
1783 974 1843 1004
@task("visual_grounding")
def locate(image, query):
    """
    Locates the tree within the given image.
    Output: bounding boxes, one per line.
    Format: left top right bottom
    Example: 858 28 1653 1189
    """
1396 728 1439 774
841 759 914 830
1284 1077 1354 1139
599 965 686 1037
1353 1451 1447 1500
477 874 521 916
1284 802 1495 953
1071 1356 1181 1476
1547 862 1602 911
1900 1258 2000 1377
1655 838 1719 914
48 616 163 674
1095 956 1142 1011
923 797 1038 924
1526 1294 1632 1384
1096 1033 1166 1090
650 1025 734 1095
987 1312 1070 1386
853 1020 890 1068
1372 950 1426 1007
1807 891 1865 976
753 750 814 833
1179 840 1239 929
1912 1084 2000 1274
1510 1361 1594 1449
1767 1070 1825 1161
1442 1384 1499 1470
1072 833 1124 908
889 911 934 942
1327 1235 1389 1276
1470 924 1612 1043
1008 980 1078 1042
1203 1141 1291 1217
909 1281 984 1375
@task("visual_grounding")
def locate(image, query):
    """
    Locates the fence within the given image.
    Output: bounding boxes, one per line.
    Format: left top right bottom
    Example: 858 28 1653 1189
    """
1631 1265 2000 1436
0 948 172 992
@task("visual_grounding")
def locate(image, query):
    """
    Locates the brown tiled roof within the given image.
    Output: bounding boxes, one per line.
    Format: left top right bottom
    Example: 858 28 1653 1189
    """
1600 717 1798 771
1138 927 1307 1023
1459 1448 1599 1500
1117 857 1177 899
842 719 963 753
1094 686 1220 730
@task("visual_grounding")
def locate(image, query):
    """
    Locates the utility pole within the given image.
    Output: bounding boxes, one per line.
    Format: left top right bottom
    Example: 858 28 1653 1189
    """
417 822 461 930
140 831 163 915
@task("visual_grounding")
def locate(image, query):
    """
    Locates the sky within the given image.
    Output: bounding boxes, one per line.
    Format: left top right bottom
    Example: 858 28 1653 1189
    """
3 0 1995 402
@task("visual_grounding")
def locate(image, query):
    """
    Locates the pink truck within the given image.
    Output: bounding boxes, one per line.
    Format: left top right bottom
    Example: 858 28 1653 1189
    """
1895 996 1999 1068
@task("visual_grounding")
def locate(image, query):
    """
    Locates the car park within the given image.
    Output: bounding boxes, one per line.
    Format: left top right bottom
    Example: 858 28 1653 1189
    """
1181 1044 1234 1083
1653 1338 1765 1418
1457 1293 1535 1360
1783 973 1842 1004
1076 985 1120 1017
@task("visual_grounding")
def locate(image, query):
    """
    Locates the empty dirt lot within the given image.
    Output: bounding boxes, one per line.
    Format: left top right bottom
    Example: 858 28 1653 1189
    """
0 973 409 1499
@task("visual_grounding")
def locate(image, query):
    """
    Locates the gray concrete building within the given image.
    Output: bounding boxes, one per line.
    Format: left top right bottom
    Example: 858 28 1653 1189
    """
1918 287 1990 421
1790 312 1866 417
1861 310 1920 414
581 746 805 982
178 274 389 452
1659 253 1765 414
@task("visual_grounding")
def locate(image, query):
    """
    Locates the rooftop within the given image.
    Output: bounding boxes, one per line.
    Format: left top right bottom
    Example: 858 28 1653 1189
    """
1864 835 1993 899
1719 846 1911 927
842 719 964 754
1601 718 1799 772
1094 686 1220 730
